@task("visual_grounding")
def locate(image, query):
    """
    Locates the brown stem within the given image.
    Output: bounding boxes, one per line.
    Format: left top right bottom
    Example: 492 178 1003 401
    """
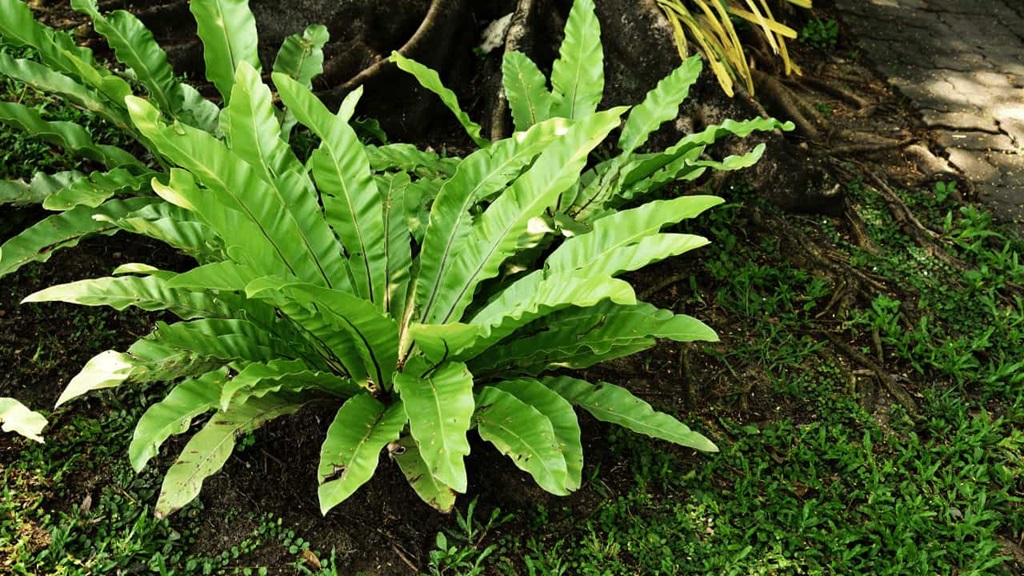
318 0 464 102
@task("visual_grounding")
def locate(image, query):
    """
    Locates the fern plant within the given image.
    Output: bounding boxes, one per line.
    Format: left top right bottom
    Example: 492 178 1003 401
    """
0 397 47 442
398 0 787 226
3 0 787 515
0 0 453 442
0 0 342 275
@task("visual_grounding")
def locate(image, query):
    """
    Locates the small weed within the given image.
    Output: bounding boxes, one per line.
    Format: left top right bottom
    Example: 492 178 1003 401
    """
813 101 834 117
423 498 510 576
934 179 957 203
800 18 839 51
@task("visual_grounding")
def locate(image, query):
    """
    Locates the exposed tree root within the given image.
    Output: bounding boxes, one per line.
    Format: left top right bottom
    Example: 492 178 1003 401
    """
842 198 881 255
999 536 1024 573
905 143 976 197
752 68 822 139
789 75 870 110
863 169 940 239
389 541 420 574
127 0 188 24
489 0 537 141
905 143 953 174
638 271 692 301
753 209 890 297
319 0 464 99
815 346 862 402
823 135 917 157
860 167 972 274
678 344 699 410
815 277 853 320
870 328 884 362
819 330 917 413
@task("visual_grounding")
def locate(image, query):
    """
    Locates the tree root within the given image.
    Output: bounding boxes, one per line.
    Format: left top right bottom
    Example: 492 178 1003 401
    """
905 144 976 198
860 167 971 274
842 197 881 255
905 143 954 176
824 134 917 157
864 169 940 239
489 0 537 141
128 0 189 24
638 271 692 301
815 277 857 321
678 344 698 410
389 541 420 574
999 535 1024 573
752 68 823 139
819 331 917 413
830 160 980 286
815 346 862 402
754 209 890 297
318 0 464 100
788 75 870 110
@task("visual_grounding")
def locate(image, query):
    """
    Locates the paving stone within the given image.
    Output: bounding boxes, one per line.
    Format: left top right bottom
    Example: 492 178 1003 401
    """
835 0 915 19
875 60 947 88
989 152 1024 186
961 72 1012 91
976 185 1024 232
835 0 1024 223
947 148 1001 181
992 105 1024 137
991 105 1024 123
983 45 1024 64
1002 65 1024 87
921 109 1000 132
928 0 1020 19
935 131 1017 152
978 183 1018 204
930 52 993 72
898 81 969 112
836 11 875 31
944 72 1019 109
972 70 1018 88
997 118 1024 146
897 0 929 9
939 16 1021 48
853 37 936 69
856 17 950 45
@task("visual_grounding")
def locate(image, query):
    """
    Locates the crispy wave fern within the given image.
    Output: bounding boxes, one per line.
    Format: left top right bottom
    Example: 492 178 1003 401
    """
5 0 789 513
0 0 330 275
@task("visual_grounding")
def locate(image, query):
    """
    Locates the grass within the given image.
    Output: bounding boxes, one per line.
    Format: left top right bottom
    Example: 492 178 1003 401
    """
493 391 1020 574
1 397 351 575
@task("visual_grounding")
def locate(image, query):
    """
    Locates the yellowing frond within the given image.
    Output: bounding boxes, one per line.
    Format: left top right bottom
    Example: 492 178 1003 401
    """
676 9 735 96
654 0 812 96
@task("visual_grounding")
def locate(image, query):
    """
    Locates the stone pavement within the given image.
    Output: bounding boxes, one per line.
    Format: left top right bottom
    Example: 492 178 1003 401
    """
833 0 1024 228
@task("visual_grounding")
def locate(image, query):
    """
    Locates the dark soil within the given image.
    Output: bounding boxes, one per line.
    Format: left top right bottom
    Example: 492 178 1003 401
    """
0 0 992 574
